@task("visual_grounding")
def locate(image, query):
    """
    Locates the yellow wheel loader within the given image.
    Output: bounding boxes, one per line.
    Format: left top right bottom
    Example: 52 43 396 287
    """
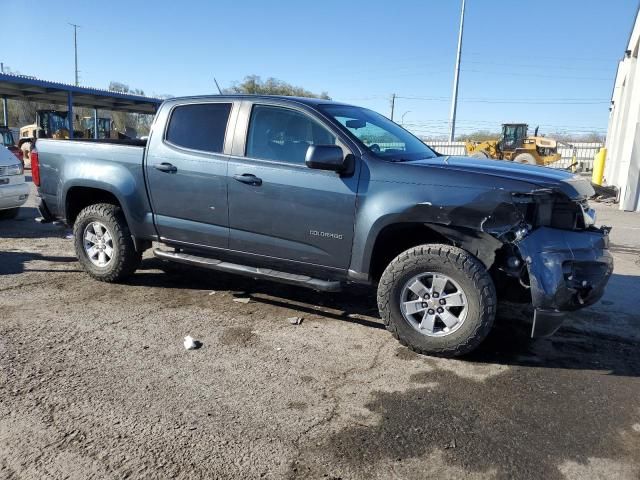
19 110 77 164
465 123 561 166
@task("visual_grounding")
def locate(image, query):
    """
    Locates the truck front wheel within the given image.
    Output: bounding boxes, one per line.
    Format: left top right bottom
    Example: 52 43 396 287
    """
73 203 141 282
377 244 496 357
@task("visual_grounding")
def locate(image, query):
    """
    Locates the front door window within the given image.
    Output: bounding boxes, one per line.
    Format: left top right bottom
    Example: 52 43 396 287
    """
245 105 336 164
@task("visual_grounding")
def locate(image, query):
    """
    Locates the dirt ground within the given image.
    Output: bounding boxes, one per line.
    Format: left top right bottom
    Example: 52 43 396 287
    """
1 182 640 480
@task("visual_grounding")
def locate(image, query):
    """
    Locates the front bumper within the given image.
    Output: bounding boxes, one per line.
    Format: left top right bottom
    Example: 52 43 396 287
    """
0 182 29 210
517 226 613 338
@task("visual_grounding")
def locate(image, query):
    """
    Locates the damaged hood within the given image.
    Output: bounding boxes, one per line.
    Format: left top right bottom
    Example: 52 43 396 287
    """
407 156 594 199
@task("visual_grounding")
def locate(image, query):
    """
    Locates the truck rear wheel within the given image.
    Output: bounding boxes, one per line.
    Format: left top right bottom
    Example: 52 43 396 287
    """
73 203 141 282
377 244 496 357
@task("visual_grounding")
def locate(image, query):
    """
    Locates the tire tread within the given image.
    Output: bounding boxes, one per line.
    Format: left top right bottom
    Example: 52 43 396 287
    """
377 244 496 357
73 203 140 283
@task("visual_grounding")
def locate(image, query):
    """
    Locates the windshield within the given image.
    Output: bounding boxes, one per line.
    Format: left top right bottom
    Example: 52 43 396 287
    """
319 104 437 161
1 130 14 147
39 112 69 137
81 118 112 138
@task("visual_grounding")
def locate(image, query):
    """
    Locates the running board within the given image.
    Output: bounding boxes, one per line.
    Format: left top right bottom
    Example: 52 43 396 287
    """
153 249 342 292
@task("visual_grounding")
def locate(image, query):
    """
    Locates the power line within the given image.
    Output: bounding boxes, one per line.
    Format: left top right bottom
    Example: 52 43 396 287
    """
394 95 609 104
460 68 612 81
462 59 615 72
463 51 616 62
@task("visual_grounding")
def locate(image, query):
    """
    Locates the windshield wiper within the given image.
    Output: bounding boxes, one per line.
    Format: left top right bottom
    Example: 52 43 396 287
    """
390 156 436 163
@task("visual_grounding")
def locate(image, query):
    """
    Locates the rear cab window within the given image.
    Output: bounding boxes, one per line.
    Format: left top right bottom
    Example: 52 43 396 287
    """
165 103 232 153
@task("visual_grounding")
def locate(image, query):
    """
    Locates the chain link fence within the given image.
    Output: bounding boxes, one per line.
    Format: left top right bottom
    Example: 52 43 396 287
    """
423 140 603 172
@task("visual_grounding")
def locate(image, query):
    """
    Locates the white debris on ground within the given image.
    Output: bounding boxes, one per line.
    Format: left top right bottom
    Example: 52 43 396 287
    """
287 317 303 325
183 336 198 350
233 297 251 304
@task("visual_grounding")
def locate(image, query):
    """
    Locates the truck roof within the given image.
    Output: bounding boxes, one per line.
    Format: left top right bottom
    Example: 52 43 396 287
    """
162 94 353 108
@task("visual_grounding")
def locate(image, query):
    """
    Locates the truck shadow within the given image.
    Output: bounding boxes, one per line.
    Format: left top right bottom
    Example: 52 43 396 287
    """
134 258 384 330
0 251 79 275
0 207 67 240
135 260 640 376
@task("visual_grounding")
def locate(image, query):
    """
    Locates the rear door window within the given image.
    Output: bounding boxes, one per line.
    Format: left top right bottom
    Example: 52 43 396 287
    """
165 103 232 153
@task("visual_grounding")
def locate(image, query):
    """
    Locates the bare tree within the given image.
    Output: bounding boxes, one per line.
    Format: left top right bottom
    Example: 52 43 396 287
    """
224 75 330 99
455 130 500 142
108 81 159 136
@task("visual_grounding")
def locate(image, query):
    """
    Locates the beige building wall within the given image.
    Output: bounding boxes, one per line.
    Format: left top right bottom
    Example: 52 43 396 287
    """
605 8 640 211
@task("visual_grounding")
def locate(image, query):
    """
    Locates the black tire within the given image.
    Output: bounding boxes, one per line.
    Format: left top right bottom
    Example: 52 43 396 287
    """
0 208 20 220
377 244 496 357
470 150 490 159
73 203 141 282
513 152 537 165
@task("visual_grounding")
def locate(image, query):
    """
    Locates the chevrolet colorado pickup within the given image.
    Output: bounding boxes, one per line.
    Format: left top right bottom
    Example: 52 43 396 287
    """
32 95 613 356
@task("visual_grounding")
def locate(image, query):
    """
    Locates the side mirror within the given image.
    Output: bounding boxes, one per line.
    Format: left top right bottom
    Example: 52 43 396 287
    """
345 119 366 129
305 145 345 172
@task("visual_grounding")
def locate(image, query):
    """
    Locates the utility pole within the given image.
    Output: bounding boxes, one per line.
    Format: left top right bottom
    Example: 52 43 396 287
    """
390 93 396 121
69 23 80 86
1 63 7 127
448 0 465 142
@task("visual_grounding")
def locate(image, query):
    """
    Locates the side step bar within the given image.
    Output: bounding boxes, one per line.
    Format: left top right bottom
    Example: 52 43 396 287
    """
153 249 342 292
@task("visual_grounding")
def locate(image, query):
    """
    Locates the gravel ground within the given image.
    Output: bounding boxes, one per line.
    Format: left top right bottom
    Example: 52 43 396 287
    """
1 183 640 480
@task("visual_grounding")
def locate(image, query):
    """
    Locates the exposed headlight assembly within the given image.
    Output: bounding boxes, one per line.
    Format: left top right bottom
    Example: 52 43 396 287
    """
5 163 24 176
512 191 589 231
580 201 596 227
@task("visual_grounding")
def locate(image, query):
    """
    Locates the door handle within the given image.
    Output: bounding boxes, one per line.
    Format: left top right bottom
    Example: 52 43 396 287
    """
233 173 262 186
154 162 177 173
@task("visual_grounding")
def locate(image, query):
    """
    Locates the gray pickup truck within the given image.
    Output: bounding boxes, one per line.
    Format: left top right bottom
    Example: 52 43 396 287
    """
32 95 613 356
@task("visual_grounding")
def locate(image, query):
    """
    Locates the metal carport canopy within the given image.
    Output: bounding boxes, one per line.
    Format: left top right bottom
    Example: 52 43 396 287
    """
0 72 162 114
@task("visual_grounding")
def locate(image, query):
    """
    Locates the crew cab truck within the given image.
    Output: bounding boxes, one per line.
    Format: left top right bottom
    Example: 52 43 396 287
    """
32 95 613 356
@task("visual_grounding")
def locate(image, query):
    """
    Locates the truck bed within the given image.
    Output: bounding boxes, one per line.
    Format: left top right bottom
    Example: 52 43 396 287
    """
68 138 147 147
35 138 150 231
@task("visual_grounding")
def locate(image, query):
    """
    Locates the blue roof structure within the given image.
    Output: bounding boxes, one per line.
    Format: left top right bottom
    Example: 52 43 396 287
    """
0 72 162 114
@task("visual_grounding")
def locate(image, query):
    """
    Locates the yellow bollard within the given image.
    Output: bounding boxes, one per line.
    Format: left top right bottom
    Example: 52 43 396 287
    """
592 147 606 186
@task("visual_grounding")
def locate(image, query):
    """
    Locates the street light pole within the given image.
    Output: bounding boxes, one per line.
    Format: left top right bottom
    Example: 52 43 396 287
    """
401 110 411 125
0 62 7 127
448 0 465 142
390 93 396 121
69 23 81 86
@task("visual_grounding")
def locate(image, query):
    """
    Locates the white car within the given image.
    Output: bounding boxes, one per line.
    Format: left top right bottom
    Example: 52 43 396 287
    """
0 146 29 219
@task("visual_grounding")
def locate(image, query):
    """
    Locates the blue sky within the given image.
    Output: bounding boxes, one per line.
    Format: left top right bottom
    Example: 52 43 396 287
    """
2 0 637 138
